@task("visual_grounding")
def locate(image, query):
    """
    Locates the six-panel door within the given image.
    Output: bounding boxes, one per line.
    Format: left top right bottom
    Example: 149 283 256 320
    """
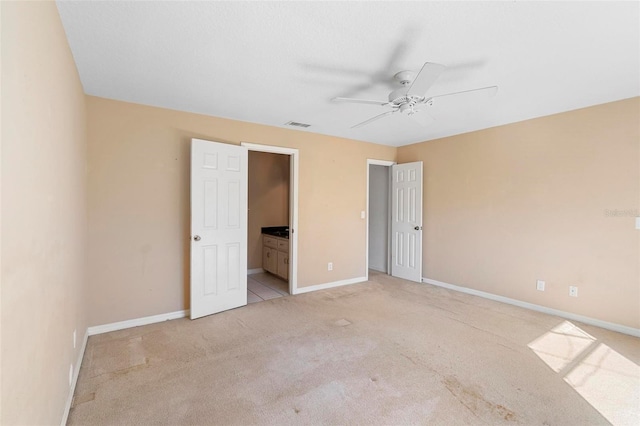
190 139 248 319
391 161 423 283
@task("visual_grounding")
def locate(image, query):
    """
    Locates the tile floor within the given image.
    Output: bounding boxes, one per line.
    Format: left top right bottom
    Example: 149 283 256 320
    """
247 272 289 303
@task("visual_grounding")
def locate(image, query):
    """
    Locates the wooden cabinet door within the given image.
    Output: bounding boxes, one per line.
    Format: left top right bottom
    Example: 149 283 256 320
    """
263 246 277 274
277 251 288 280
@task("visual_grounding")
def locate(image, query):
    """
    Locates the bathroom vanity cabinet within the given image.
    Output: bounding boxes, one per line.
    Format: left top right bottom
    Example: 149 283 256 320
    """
262 234 289 280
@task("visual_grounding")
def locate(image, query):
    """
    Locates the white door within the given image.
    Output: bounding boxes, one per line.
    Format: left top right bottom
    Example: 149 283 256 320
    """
391 161 423 282
190 139 248 319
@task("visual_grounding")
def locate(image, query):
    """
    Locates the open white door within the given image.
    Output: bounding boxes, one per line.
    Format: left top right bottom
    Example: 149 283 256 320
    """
391 161 423 282
190 139 248 319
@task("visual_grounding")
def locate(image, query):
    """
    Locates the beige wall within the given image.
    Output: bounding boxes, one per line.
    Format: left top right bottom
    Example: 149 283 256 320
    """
248 151 290 270
1 2 88 424
398 98 640 329
86 96 638 329
86 96 396 326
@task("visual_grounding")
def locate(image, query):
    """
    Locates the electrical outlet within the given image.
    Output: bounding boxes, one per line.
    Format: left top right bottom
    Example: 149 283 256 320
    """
73 330 77 349
569 286 578 297
328 262 333 271
536 280 545 291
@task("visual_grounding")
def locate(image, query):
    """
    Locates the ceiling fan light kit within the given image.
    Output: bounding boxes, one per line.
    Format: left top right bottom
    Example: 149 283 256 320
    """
332 62 498 129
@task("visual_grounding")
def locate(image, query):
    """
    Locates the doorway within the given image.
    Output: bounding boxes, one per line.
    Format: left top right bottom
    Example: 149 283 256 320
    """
242 142 299 295
247 150 290 303
366 159 395 278
368 164 391 273
190 139 300 319
366 159 424 283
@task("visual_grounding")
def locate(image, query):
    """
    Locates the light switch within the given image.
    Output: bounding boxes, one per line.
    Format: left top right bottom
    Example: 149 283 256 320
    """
361 211 366 219
636 217 640 230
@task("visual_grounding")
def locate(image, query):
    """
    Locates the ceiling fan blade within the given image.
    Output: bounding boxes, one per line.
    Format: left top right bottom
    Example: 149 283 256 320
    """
407 111 435 127
352 110 395 129
429 86 498 104
332 97 389 106
405 62 446 96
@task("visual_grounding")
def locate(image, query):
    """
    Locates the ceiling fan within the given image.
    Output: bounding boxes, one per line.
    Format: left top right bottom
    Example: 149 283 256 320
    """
332 62 498 129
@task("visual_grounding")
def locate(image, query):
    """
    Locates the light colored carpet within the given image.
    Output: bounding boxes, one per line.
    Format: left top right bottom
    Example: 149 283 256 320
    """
69 271 640 425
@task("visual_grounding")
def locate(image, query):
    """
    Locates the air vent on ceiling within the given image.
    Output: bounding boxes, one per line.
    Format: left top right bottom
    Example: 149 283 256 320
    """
285 121 311 128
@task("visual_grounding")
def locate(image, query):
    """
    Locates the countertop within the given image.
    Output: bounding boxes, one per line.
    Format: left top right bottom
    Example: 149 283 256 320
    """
261 226 289 239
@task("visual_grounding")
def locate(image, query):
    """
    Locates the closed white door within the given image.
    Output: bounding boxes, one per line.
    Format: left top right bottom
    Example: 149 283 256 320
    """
190 139 248 319
391 161 423 282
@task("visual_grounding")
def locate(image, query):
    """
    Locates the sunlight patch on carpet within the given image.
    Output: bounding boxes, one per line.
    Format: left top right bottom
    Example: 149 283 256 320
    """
564 343 640 426
527 321 595 373
529 321 640 426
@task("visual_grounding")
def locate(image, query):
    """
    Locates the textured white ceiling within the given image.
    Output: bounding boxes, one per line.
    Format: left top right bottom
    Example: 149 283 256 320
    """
56 1 639 147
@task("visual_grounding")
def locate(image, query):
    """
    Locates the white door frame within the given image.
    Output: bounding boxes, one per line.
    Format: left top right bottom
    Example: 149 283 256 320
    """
241 142 299 294
366 159 396 280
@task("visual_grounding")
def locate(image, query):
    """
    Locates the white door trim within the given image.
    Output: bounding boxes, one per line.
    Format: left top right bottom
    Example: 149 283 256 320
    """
366 159 396 280
241 142 299 295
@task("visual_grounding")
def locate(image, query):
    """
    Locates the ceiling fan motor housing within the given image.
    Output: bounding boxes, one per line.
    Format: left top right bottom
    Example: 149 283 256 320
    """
388 89 408 103
388 88 425 106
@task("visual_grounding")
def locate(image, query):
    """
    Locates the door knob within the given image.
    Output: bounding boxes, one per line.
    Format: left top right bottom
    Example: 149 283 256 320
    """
414 226 422 231
193 235 201 241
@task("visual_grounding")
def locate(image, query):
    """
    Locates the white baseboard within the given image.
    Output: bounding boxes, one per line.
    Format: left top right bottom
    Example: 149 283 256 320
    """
293 276 367 295
248 268 264 275
87 309 190 336
423 277 640 338
60 328 89 426
368 266 387 273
